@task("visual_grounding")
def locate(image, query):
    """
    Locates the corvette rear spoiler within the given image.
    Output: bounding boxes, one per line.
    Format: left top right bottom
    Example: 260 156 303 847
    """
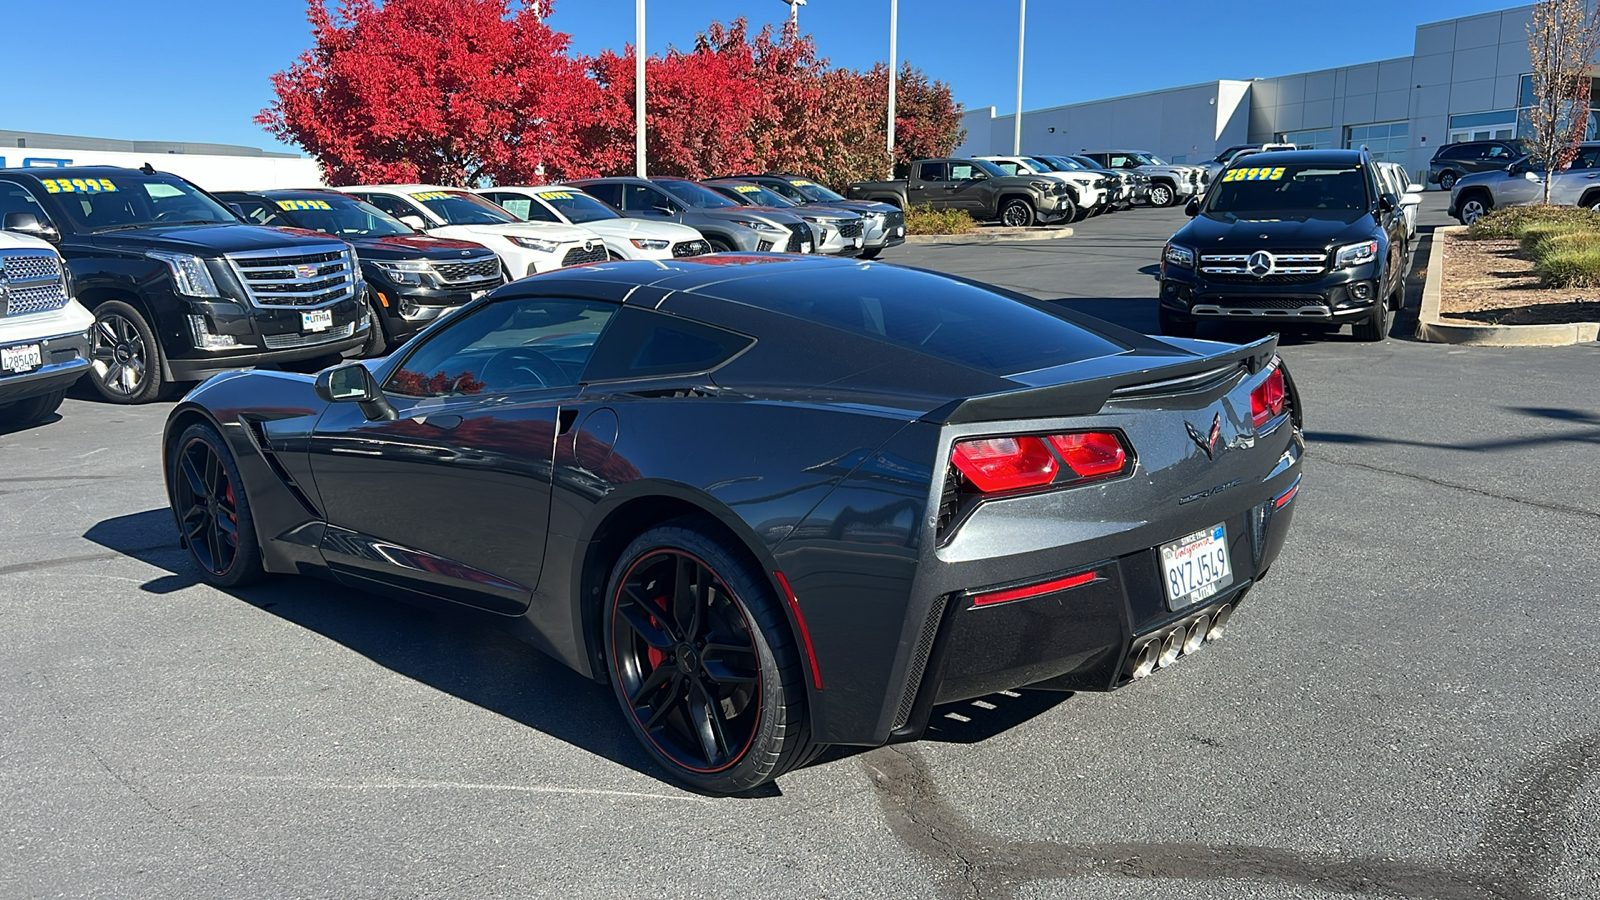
921 335 1278 425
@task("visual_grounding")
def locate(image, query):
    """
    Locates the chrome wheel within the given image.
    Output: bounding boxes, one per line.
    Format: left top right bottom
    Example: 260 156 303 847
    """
1150 184 1174 207
90 312 149 399
174 435 241 577
610 549 762 774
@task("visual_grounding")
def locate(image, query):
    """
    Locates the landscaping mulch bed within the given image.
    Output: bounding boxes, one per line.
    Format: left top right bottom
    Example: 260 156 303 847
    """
1442 232 1600 325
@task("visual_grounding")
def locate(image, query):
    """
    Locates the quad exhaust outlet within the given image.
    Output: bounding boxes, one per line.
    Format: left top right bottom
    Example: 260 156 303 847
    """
1126 602 1235 681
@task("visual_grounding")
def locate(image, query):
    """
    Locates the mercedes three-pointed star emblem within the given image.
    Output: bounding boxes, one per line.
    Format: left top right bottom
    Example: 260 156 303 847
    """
1247 250 1274 278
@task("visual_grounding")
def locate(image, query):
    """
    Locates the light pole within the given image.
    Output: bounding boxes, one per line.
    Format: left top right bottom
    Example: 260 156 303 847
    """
635 0 646 177
779 0 806 26
1013 0 1025 155
887 0 897 172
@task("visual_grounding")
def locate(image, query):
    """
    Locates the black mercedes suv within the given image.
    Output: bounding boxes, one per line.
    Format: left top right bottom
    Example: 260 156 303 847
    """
0 166 368 402
1157 149 1412 342
217 189 504 357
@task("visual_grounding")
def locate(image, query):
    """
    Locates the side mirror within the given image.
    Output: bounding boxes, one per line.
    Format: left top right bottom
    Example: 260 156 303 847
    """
1400 192 1423 208
227 203 247 218
1407 183 1424 194
1184 197 1201 217
1378 194 1397 213
315 363 396 421
1523 171 1540 182
3 211 60 242
398 214 428 232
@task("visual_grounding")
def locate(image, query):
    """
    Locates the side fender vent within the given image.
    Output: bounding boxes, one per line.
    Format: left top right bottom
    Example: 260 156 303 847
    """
892 594 950 731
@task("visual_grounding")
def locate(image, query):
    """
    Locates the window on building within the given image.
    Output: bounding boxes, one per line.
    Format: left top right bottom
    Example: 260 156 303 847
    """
1448 110 1519 144
1346 122 1409 163
1279 129 1333 149
1170 154 1187 164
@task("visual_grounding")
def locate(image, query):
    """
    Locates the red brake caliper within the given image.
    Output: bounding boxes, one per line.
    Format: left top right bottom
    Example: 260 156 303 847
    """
646 597 669 670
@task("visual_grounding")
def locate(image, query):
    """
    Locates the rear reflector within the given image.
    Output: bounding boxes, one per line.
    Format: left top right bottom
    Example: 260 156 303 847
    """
1251 363 1287 428
773 571 824 690
1274 477 1300 508
971 570 1097 607
1048 432 1128 478
952 436 1058 492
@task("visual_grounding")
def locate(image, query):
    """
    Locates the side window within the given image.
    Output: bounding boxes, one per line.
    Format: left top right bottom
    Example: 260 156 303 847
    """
233 199 284 226
1108 155 1134 168
583 182 623 207
386 296 618 398
362 193 420 221
1485 144 1511 160
0 181 49 226
583 306 754 381
1575 147 1600 169
949 162 981 180
917 162 948 182
622 184 672 213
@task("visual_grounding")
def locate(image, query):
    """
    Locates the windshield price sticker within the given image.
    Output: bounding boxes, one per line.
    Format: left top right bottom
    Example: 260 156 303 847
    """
40 178 118 194
790 179 815 186
540 191 575 200
1221 167 1287 183
734 185 761 193
411 191 453 201
277 199 332 211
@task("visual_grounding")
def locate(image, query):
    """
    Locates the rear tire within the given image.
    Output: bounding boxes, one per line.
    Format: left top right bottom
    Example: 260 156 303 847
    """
1439 171 1458 191
1001 198 1037 228
706 236 736 253
0 389 66 426
1158 307 1198 338
169 422 265 588
1149 183 1176 207
88 300 166 404
603 518 815 794
1458 193 1492 226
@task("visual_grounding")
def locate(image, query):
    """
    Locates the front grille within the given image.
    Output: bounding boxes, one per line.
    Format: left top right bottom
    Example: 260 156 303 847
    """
1200 251 1327 284
433 256 502 283
784 222 809 252
885 210 905 235
672 239 711 257
1 250 70 317
1204 296 1323 310
261 321 356 349
838 221 863 238
228 245 358 309
560 244 608 267
757 240 776 252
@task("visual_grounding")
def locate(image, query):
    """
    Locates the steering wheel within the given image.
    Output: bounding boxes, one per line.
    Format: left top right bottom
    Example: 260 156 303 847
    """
481 347 565 391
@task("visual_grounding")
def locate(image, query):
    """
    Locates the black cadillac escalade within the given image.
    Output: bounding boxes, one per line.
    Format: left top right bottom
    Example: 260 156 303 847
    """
1157 149 1412 343
0 166 367 403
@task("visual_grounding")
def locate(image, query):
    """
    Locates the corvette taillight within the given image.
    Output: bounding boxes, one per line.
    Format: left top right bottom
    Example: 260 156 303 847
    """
952 431 1133 495
951 436 1058 492
1251 363 1287 429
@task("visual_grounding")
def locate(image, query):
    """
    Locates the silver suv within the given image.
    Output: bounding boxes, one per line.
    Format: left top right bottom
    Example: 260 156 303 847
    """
1450 142 1600 224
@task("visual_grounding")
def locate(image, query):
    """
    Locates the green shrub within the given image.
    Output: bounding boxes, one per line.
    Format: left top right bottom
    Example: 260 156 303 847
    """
1527 228 1600 260
1518 222 1590 255
904 204 976 236
1465 204 1600 240
1535 242 1600 287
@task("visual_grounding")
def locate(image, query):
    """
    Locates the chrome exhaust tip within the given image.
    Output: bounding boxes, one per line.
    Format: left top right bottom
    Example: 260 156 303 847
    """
1130 641 1159 680
1206 603 1234 641
1158 626 1185 668
1183 613 1209 654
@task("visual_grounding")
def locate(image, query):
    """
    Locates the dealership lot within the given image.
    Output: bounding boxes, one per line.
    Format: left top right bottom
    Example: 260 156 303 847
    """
3 199 1597 899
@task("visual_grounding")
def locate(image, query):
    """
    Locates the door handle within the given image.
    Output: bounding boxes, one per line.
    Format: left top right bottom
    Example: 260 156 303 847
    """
418 414 462 430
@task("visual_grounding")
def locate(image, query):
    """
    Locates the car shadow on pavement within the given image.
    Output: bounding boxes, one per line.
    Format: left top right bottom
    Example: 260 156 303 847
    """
83 508 676 791
0 412 64 436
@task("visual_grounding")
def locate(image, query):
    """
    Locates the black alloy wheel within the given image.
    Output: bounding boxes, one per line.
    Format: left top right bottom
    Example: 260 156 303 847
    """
604 521 814 794
171 423 264 588
1149 183 1175 207
1001 198 1037 228
89 300 166 404
1439 171 1457 191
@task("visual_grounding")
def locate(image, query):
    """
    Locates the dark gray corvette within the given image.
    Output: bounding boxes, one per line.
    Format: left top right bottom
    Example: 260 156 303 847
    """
161 254 1303 794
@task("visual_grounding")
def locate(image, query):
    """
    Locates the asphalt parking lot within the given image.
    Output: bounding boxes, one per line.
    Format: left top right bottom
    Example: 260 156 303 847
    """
3 195 1597 900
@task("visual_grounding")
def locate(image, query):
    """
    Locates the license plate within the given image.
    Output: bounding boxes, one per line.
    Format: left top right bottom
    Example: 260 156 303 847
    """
1 343 43 374
801 242 813 254
302 309 333 332
1160 523 1232 610
897 226 906 237
854 236 864 248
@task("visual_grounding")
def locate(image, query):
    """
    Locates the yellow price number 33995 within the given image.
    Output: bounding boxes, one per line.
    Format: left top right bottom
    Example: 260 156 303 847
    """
41 178 118 194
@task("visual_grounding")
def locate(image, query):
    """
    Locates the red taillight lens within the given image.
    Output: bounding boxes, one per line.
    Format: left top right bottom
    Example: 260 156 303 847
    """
951 436 1058 492
1047 432 1128 478
1251 365 1287 428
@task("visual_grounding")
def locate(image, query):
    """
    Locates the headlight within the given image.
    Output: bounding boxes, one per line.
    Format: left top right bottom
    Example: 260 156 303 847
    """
1029 180 1053 192
729 218 777 231
629 238 670 250
147 251 220 297
373 259 435 286
1333 240 1379 269
1163 242 1195 269
507 235 562 253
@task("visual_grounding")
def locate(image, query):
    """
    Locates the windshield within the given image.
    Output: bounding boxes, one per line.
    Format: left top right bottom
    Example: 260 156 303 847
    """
985 159 1039 176
1132 153 1165 166
658 180 740 209
413 190 518 225
533 189 620 224
722 183 796 207
263 195 411 238
1071 156 1107 170
787 179 846 202
971 159 1010 178
42 172 239 232
1042 156 1089 172
1205 163 1371 216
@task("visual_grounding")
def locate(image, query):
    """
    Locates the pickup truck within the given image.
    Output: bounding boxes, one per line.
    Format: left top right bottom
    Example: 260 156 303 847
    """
0 166 369 404
847 158 1074 227
0 230 92 426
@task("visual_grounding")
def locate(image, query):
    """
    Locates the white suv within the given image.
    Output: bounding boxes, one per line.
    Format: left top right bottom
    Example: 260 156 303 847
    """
475 186 710 261
339 185 608 279
978 155 1106 221
0 231 92 426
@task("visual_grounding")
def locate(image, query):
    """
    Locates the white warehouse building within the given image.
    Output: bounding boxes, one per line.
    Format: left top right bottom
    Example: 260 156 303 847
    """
957 3 1554 182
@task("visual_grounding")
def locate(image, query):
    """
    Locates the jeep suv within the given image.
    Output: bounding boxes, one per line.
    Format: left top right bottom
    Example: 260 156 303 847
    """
1158 149 1415 342
1428 140 1529 191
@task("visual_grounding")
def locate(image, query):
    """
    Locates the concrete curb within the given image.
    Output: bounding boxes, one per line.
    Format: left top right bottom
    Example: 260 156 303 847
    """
904 226 1074 245
1416 224 1600 346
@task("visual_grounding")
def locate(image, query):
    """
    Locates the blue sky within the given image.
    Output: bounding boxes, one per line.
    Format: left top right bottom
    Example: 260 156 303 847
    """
5 0 1521 155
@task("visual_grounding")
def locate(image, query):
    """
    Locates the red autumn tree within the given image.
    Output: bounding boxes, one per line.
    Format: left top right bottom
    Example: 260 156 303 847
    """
259 0 606 186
